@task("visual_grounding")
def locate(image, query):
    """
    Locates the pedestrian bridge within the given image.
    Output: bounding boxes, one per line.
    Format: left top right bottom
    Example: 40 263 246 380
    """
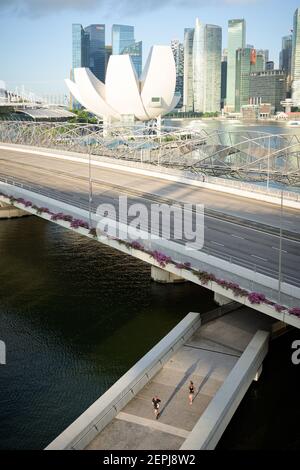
46 306 278 450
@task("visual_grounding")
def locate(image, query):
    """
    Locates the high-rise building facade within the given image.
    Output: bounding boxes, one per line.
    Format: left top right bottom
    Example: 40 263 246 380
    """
280 35 292 72
292 8 300 105
171 40 184 108
192 18 222 113
112 25 142 78
71 24 90 109
266 61 275 71
280 35 293 93
221 49 228 108
193 18 206 112
226 19 246 111
235 48 257 111
105 45 112 75
72 24 89 70
250 70 287 112
204 24 222 112
84 24 106 82
122 41 143 78
256 49 269 69
112 24 135 54
183 28 194 112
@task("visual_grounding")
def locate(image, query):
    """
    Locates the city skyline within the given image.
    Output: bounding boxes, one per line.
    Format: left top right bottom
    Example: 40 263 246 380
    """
0 0 299 95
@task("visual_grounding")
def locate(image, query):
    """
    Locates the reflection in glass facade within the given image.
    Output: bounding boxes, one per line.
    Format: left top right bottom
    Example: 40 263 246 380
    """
226 19 246 111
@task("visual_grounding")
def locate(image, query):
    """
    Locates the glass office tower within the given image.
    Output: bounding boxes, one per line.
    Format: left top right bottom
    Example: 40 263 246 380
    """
84 24 106 82
280 35 292 93
112 25 142 77
250 70 287 112
205 24 222 112
192 18 222 113
193 18 205 112
235 48 258 111
112 24 135 54
122 41 143 78
183 28 195 112
292 8 300 105
72 24 89 70
171 39 184 108
226 19 246 111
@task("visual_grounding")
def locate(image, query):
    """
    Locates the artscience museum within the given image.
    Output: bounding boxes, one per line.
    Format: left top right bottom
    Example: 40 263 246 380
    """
65 45 180 123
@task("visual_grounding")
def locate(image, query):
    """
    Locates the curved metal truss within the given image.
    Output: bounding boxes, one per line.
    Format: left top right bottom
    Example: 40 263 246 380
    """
0 121 300 185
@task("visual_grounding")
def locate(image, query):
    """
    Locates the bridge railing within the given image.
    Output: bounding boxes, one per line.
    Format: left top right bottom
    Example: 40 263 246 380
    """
1 174 299 309
0 122 300 185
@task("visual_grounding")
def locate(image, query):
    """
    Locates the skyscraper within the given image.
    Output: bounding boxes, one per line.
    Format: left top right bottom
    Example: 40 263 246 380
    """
84 24 106 82
256 49 269 69
112 25 142 78
280 35 292 72
235 48 257 111
193 18 205 112
105 45 112 75
221 49 228 108
122 41 143 78
183 28 194 112
72 24 89 70
250 70 287 112
204 24 222 112
112 24 135 54
266 61 275 71
292 8 300 105
226 19 246 111
171 40 184 108
280 35 292 93
71 24 90 109
192 18 222 113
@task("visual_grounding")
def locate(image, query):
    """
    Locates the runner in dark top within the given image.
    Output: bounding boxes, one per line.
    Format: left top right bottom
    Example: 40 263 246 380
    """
152 395 161 419
189 381 195 405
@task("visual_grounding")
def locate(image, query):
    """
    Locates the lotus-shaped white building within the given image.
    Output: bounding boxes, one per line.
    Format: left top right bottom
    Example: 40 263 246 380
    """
66 45 180 122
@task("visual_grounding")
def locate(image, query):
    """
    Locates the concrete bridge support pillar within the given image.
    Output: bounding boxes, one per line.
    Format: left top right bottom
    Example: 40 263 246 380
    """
151 266 185 284
0 202 28 219
214 292 232 306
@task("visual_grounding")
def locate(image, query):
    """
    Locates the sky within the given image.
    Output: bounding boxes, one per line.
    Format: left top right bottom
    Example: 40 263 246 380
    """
0 0 299 96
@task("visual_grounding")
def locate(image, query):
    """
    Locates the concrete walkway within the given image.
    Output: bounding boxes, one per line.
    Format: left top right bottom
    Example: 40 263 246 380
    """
86 307 275 450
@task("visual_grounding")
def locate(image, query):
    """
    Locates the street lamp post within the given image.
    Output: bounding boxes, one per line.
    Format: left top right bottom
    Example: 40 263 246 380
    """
267 135 270 191
88 143 93 229
278 189 283 302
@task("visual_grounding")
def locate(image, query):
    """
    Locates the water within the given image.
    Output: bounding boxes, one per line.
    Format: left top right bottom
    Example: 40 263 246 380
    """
163 118 297 135
217 328 300 450
164 119 300 193
0 217 216 450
